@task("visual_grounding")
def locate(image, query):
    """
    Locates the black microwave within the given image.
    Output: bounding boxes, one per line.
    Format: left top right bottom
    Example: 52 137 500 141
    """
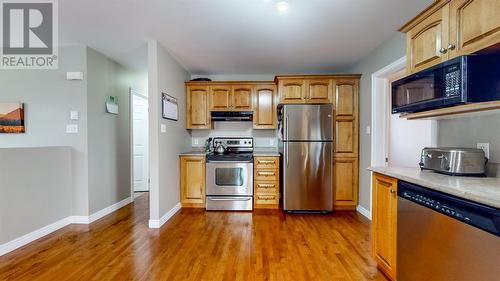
392 55 500 114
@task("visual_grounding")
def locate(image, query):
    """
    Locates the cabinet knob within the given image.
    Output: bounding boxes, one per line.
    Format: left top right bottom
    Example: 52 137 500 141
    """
439 47 448 54
447 44 456 51
390 189 396 194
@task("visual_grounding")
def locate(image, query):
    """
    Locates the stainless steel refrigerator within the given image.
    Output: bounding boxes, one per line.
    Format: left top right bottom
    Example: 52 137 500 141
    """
278 104 333 212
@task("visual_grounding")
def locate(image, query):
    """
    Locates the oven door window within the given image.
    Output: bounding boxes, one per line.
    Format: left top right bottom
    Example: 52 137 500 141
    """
215 167 244 186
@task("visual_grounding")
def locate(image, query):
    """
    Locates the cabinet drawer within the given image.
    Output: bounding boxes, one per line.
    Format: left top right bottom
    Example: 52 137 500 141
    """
254 169 279 181
255 194 279 205
255 181 278 194
255 157 279 169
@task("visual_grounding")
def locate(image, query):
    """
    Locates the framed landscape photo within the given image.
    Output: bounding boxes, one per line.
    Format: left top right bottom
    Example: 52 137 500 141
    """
0 102 25 133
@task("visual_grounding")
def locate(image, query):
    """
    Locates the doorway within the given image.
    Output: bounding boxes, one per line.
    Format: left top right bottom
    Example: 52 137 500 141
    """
131 89 149 195
370 57 436 216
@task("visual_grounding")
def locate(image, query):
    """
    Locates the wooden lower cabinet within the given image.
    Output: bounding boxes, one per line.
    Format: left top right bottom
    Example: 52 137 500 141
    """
333 157 358 210
180 155 205 208
372 173 398 281
254 156 280 209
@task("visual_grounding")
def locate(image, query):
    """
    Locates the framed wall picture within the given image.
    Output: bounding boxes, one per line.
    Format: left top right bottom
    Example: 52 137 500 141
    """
0 102 25 133
162 93 178 121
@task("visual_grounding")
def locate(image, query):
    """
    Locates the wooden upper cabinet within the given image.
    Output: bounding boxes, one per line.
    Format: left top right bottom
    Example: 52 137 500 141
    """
406 5 449 73
232 85 253 111
253 84 277 129
186 86 210 129
333 157 359 210
372 173 398 281
448 0 500 58
180 156 206 208
402 0 500 73
307 79 333 103
334 80 359 157
209 85 232 111
278 79 306 104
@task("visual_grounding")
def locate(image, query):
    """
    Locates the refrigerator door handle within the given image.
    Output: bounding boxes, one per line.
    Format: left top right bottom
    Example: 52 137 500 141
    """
285 113 289 141
285 142 289 167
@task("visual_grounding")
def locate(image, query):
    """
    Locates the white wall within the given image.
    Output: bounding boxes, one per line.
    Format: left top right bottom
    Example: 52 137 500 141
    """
148 41 191 224
389 115 433 167
191 122 277 148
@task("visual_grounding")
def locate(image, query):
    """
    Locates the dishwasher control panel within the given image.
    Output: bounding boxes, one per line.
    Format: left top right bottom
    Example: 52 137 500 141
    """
398 181 500 237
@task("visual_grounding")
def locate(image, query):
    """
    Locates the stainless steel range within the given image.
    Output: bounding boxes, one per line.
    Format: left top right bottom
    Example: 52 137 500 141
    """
206 137 254 211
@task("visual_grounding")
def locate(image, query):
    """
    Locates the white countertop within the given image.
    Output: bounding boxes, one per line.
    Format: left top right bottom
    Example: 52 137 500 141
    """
369 166 500 209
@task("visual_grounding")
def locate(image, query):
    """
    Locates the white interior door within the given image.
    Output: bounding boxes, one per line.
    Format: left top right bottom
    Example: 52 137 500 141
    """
133 94 149 192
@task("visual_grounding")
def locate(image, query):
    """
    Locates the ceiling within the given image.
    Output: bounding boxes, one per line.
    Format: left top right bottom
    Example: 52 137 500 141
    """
59 0 433 74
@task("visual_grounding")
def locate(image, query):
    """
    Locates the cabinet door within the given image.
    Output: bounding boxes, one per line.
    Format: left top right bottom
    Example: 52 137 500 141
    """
306 79 332 103
334 80 359 158
406 5 449 73
278 79 306 104
180 156 205 207
209 85 232 111
186 86 210 129
448 0 500 58
333 157 358 210
253 85 277 129
232 85 253 111
372 173 398 281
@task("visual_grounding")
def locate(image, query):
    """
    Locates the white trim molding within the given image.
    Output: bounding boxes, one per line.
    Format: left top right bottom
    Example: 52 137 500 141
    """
356 205 372 220
0 217 72 256
0 197 132 256
149 203 181 229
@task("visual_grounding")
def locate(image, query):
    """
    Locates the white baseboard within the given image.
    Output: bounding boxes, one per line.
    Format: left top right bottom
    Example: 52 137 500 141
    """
88 197 132 223
356 205 372 220
149 202 181 229
0 217 72 256
0 197 132 256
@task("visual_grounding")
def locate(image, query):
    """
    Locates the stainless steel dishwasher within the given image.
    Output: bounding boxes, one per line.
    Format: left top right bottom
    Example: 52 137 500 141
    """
397 181 500 281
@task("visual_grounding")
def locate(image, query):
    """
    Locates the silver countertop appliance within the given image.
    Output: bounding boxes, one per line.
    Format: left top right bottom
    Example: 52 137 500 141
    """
397 181 500 281
205 137 254 211
419 147 487 176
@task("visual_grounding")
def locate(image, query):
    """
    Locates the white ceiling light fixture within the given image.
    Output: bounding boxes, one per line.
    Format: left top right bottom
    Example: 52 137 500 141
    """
276 0 289 13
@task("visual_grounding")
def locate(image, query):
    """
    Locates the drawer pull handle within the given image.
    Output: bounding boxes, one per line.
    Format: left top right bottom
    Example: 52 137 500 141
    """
258 172 276 176
258 160 275 164
258 184 275 188
258 196 275 200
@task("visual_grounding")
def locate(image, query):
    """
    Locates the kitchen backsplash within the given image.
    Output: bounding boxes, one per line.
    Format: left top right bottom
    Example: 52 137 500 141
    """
191 122 278 148
437 113 500 177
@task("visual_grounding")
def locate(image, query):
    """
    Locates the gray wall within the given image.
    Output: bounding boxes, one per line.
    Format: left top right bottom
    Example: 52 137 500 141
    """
0 147 72 244
344 33 407 210
0 45 89 216
148 41 192 220
437 113 500 164
86 48 138 213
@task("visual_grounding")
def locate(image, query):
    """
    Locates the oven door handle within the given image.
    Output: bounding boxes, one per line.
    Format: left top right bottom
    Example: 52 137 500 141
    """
207 197 252 202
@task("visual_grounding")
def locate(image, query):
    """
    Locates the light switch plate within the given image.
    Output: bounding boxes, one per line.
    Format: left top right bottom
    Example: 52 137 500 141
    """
70 111 79 120
477 143 490 159
160 124 166 133
366 126 371 135
66 124 78 134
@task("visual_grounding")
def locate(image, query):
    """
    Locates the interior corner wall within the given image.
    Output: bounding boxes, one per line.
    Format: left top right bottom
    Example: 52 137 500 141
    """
86 47 138 213
148 40 191 222
343 33 407 211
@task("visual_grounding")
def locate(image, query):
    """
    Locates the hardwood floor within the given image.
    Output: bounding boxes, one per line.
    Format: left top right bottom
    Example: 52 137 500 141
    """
0 194 388 281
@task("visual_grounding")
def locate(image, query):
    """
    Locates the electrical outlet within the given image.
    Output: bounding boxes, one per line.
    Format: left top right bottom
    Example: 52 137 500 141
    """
477 143 490 159
160 124 166 133
66 124 78 134
366 126 371 135
193 138 199 145
269 139 275 146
